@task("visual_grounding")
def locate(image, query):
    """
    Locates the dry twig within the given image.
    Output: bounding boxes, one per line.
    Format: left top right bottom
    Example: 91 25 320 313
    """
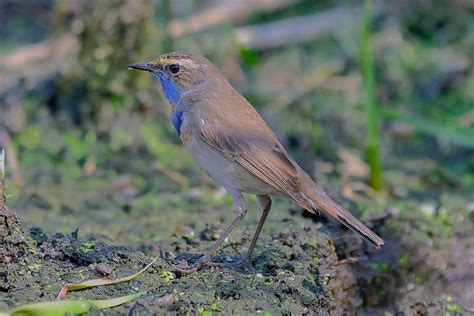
336 257 361 266
0 34 79 96
153 161 189 188
168 0 298 38
235 2 385 50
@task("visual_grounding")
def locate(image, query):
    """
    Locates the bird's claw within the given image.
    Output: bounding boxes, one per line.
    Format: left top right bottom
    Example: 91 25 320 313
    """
174 259 204 274
173 256 255 274
207 257 255 272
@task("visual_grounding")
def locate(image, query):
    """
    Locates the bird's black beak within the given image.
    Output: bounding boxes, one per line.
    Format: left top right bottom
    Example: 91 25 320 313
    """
128 62 155 73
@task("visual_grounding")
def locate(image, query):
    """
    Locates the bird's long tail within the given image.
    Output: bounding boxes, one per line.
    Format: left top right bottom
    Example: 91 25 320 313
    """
298 177 384 248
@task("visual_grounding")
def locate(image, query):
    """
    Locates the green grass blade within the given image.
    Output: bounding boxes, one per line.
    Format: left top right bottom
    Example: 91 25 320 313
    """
64 255 159 292
10 300 95 316
361 0 384 190
92 292 144 309
8 293 143 316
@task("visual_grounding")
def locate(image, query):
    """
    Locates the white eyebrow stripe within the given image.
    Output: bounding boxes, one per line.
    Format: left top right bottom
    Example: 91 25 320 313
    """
181 59 197 68
162 58 196 68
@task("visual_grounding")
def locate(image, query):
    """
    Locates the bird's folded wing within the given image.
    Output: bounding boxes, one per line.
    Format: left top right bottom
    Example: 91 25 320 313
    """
199 118 302 195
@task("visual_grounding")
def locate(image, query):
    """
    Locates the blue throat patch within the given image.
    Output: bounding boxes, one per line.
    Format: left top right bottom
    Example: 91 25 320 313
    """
157 74 181 104
171 110 184 135
154 73 183 135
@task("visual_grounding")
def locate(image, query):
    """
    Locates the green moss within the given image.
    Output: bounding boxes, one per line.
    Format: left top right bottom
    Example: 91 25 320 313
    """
210 302 219 311
80 241 96 254
446 303 464 313
160 271 175 284
312 256 319 266
27 263 43 272
369 262 390 273
397 253 410 266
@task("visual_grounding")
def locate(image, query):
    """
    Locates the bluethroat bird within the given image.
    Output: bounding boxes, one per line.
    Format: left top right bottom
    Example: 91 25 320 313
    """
129 52 384 273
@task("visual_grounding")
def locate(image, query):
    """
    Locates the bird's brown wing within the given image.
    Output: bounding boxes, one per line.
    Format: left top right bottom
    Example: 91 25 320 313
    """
198 113 305 199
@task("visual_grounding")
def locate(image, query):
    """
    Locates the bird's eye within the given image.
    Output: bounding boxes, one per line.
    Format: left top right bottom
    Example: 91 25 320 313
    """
169 64 180 74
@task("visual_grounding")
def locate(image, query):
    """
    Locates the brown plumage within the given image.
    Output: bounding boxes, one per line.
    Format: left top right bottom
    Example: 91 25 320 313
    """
129 51 384 273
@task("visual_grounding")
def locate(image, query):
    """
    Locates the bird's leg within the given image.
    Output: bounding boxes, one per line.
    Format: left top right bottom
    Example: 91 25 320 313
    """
246 195 272 261
175 192 247 274
208 195 272 270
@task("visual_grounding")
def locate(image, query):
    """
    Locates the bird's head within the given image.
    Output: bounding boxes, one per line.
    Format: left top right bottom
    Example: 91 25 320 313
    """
128 51 219 104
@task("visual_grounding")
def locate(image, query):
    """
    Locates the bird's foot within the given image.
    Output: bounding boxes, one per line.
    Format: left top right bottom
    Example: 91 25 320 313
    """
174 256 254 274
174 258 208 275
207 256 255 272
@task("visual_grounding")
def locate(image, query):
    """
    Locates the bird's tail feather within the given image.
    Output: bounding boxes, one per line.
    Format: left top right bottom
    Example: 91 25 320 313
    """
298 179 384 248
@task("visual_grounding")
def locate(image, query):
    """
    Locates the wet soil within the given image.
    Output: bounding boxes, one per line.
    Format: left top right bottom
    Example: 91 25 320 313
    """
1 191 472 314
2 216 341 314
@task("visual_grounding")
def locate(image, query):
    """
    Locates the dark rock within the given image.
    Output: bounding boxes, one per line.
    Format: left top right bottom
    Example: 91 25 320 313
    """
30 226 48 246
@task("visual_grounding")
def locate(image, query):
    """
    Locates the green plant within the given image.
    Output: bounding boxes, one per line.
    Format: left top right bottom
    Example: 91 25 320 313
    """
361 0 384 190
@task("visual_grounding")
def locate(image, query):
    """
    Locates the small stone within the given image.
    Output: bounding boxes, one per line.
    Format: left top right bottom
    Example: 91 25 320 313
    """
255 273 263 278
172 225 194 238
222 272 236 282
30 226 47 246
95 263 114 275
155 293 176 306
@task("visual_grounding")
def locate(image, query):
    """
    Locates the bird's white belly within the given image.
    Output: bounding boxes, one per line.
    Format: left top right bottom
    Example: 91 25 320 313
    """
185 133 276 195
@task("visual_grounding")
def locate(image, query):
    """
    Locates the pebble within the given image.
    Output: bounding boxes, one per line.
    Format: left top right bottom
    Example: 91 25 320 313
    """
222 272 236 282
156 293 176 306
95 263 114 275
173 225 194 238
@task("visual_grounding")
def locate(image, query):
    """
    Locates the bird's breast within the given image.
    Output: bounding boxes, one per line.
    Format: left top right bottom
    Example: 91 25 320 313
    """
184 130 277 195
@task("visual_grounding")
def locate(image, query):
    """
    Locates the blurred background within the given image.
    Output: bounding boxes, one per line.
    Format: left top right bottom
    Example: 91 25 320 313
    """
1 0 473 313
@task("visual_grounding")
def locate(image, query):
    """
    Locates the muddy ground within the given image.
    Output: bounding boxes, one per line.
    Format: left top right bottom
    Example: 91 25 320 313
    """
1 154 472 314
